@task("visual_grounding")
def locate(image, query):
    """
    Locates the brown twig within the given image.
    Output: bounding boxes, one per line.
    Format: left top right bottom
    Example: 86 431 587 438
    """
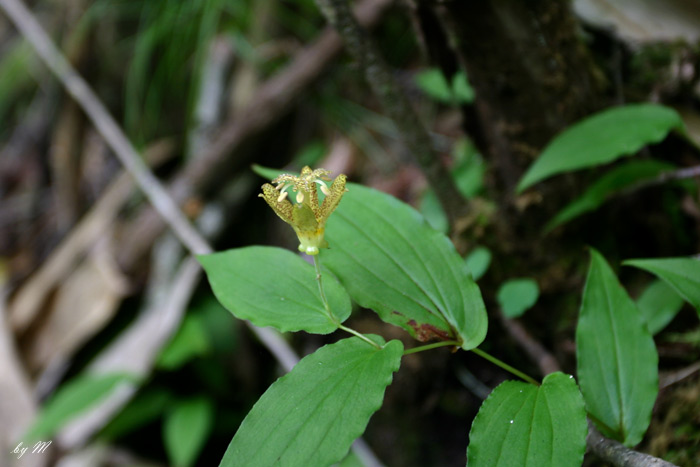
314 0 468 230
9 140 174 332
1 1 390 464
496 309 560 376
586 421 677 467
0 0 211 257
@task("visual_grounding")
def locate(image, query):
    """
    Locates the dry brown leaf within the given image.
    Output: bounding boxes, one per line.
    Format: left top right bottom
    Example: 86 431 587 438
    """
26 240 129 374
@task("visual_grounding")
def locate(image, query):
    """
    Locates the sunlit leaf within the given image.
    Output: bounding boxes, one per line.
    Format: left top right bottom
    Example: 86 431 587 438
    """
517 104 684 192
220 336 403 467
576 249 658 446
324 184 488 350
467 372 587 467
199 246 351 334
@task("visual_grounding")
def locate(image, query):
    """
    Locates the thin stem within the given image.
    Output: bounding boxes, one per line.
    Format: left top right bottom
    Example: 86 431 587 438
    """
403 340 461 355
313 255 381 349
338 324 382 349
471 348 540 386
312 255 337 322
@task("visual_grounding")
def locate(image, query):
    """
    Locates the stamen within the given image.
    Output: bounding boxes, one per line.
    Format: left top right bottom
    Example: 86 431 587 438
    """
296 191 305 203
320 184 330 196
277 191 289 202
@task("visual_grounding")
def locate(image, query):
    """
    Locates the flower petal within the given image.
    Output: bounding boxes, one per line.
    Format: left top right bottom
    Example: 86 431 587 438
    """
260 183 294 224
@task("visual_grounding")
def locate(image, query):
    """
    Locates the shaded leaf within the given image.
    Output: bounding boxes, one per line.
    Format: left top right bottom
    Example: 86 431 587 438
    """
637 280 685 335
576 249 658 446
545 160 674 231
99 388 171 441
497 279 540 318
220 336 403 467
465 246 492 281
517 104 684 192
324 184 488 350
199 246 351 334
27 373 136 440
624 257 700 314
164 397 214 467
156 313 210 370
467 372 587 467
415 68 452 103
452 71 475 104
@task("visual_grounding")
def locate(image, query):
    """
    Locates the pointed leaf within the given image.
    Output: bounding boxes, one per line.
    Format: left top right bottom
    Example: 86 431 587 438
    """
220 336 403 467
545 160 674 231
517 104 684 192
467 372 587 467
636 280 685 335
624 257 700 314
164 397 214 467
576 249 658 446
199 246 351 334
323 184 488 350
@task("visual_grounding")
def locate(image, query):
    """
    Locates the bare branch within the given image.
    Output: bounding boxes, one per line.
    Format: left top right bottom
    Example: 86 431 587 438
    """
0 0 211 257
587 422 677 467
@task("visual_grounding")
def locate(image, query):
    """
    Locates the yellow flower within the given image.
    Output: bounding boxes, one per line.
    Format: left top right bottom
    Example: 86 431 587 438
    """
259 166 348 255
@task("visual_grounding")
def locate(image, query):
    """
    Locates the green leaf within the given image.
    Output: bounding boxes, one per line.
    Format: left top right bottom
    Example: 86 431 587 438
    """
251 164 291 181
164 397 214 467
636 280 685 335
419 139 484 234
199 246 351 334
467 372 587 467
415 68 453 104
452 71 475 104
220 336 403 467
323 184 488 350
497 279 540 318
99 388 171 441
545 160 674 231
156 313 210 370
624 257 700 314
465 246 492 281
27 373 136 440
576 249 658 446
517 104 684 192
419 189 449 234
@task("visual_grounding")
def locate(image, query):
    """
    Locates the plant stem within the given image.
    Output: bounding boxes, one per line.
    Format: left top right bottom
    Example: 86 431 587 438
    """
338 324 382 349
313 254 337 322
471 348 540 386
403 340 461 355
313 255 381 349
